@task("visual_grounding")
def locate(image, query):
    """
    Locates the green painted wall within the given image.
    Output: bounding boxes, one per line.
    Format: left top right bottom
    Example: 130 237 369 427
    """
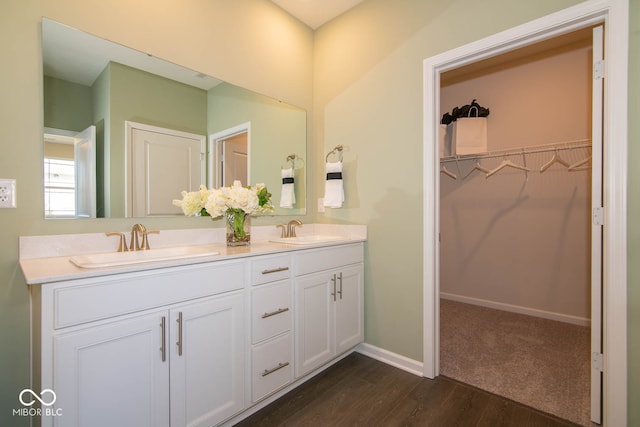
43 75 92 131
92 66 110 218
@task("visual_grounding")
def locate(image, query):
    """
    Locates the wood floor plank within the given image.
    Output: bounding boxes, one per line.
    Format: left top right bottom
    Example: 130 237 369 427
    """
235 353 582 427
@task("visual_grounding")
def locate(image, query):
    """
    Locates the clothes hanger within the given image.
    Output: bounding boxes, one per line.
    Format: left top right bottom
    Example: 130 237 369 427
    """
540 149 570 173
463 160 491 179
486 156 530 178
568 155 592 171
440 164 457 180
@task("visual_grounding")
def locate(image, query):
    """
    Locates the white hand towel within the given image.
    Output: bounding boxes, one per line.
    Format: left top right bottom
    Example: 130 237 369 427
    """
279 167 295 208
323 162 344 208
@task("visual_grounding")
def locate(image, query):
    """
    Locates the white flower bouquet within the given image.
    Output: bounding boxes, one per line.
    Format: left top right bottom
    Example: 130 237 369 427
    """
173 181 273 245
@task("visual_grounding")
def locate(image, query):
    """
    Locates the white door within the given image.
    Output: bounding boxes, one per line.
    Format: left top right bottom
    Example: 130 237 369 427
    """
169 292 245 427
126 121 205 217
334 265 365 355
53 312 170 427
590 24 604 425
73 125 96 218
295 272 334 377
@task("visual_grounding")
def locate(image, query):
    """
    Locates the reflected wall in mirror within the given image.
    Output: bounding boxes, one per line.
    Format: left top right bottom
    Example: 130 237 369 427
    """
42 18 306 219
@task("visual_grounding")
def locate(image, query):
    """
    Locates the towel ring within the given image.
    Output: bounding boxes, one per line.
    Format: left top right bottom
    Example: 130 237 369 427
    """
285 154 296 168
325 145 343 162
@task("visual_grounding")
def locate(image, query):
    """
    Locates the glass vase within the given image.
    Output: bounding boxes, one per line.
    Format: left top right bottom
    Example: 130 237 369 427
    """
225 209 250 246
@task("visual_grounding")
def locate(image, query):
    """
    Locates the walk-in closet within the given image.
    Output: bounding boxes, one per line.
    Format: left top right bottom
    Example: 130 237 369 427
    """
438 26 598 426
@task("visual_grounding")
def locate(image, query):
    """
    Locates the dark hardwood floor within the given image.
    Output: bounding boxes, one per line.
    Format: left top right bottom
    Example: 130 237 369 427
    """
235 352 581 427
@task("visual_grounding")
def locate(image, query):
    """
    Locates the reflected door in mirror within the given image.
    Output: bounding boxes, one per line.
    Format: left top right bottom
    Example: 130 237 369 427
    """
126 122 205 217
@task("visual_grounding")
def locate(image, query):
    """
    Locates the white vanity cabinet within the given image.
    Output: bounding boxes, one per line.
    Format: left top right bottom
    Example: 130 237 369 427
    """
249 254 294 403
294 244 364 377
25 236 366 427
33 260 246 427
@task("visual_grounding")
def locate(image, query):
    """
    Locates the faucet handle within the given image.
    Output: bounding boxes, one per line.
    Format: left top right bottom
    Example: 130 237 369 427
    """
288 219 303 237
106 232 128 252
276 224 287 238
142 229 160 250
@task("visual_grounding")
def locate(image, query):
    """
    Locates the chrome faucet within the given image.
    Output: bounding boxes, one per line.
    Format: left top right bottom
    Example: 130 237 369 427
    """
129 224 160 251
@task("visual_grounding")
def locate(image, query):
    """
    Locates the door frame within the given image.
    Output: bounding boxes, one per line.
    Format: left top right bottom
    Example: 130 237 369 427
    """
422 1 628 425
208 122 251 188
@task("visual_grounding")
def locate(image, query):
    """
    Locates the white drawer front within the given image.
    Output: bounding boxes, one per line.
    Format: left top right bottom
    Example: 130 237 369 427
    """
295 243 364 276
251 254 291 285
53 261 245 329
252 280 292 343
252 333 293 402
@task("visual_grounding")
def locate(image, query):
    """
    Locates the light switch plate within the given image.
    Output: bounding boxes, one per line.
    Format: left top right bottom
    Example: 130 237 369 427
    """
0 179 16 208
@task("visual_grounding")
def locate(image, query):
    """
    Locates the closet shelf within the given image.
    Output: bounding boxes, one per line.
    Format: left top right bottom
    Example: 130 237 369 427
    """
440 139 591 164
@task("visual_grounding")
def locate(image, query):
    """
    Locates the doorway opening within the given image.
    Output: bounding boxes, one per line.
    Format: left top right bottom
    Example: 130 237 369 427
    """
209 122 251 188
43 126 96 218
437 26 597 426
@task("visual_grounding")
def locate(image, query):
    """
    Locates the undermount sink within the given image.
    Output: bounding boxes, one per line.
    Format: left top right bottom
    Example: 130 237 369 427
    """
269 235 349 245
69 245 220 269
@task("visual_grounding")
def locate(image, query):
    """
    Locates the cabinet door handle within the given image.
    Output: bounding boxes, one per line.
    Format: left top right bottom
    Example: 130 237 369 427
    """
261 266 289 275
176 312 183 356
262 362 290 377
160 316 166 362
331 274 337 301
261 307 289 319
338 272 343 300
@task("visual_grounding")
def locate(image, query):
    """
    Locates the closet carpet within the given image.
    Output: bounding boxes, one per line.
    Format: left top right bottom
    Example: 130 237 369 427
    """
440 299 592 426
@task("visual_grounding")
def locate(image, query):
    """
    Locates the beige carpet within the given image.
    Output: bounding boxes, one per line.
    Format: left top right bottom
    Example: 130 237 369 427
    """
440 299 592 426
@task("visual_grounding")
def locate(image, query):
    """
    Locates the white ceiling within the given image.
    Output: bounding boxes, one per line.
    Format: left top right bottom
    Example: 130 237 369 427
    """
271 0 364 29
42 19 222 90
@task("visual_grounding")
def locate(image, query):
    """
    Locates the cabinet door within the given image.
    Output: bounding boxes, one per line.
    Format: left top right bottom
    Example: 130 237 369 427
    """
335 264 365 355
169 292 245 427
295 272 334 377
54 312 169 427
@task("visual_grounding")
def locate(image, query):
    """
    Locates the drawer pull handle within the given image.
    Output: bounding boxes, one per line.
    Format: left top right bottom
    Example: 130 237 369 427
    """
261 307 289 319
160 316 167 362
331 274 337 301
261 266 289 275
176 312 183 356
262 362 290 377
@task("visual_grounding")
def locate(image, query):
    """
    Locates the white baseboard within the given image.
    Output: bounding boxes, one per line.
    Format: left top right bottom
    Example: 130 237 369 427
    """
355 342 423 376
440 292 591 327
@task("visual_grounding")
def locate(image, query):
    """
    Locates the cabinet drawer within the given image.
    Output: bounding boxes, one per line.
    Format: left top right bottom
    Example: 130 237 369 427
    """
295 243 363 276
53 261 245 329
251 254 291 285
251 333 293 402
252 280 292 343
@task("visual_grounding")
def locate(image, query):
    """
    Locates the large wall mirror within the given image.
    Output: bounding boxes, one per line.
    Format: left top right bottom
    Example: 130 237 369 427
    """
42 18 306 219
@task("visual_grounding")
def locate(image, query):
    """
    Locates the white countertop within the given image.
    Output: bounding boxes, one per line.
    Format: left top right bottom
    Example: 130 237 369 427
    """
19 224 367 285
